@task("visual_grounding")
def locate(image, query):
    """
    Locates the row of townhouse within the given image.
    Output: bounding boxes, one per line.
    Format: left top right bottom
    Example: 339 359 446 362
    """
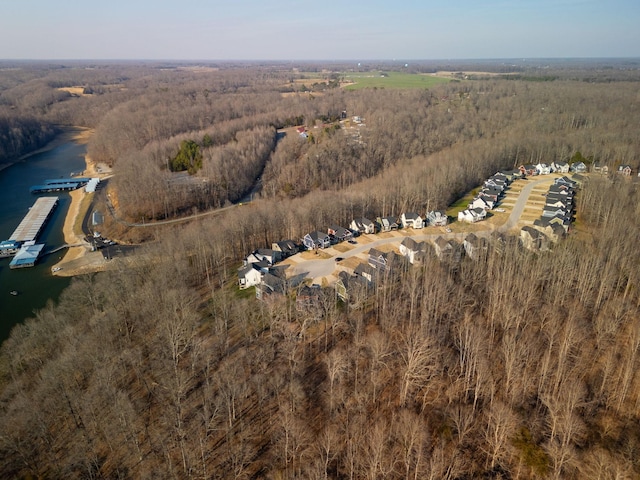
519 161 590 177
459 170 519 223
303 211 449 251
521 176 578 251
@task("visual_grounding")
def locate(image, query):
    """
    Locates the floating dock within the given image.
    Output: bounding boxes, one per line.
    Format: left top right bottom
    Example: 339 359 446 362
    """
8 197 58 243
30 177 90 194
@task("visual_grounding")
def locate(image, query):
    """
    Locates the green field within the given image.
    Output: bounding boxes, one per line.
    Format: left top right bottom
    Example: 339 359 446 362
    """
343 71 450 90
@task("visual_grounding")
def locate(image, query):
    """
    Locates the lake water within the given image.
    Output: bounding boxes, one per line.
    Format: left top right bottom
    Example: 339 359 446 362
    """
0 140 86 344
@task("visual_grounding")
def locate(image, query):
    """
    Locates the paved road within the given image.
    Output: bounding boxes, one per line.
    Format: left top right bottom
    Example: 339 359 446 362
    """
498 178 550 232
291 177 552 282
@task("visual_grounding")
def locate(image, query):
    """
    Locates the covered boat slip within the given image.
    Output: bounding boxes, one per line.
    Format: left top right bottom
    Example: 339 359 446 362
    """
9 242 45 269
8 196 58 243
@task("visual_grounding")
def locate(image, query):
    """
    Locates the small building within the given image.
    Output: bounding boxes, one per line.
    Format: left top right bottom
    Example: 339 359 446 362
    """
354 262 378 284
617 165 632 176
0 240 21 257
91 210 104 227
401 212 424 229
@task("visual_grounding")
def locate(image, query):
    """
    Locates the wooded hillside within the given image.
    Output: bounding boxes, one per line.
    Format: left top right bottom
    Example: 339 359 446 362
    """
1 60 640 479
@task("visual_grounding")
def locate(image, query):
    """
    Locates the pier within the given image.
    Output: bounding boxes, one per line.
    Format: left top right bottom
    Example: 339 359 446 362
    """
9 197 58 243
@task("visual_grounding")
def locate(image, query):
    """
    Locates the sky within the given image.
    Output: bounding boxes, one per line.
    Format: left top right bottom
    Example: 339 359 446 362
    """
1 0 639 60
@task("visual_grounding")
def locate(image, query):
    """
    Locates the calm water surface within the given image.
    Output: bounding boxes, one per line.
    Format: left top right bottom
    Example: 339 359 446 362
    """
0 141 86 344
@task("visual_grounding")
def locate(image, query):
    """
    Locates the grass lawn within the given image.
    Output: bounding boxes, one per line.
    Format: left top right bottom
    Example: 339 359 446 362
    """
343 71 450 90
300 250 332 260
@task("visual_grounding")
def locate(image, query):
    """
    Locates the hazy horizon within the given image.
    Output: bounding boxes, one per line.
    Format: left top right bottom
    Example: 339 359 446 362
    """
1 1 639 61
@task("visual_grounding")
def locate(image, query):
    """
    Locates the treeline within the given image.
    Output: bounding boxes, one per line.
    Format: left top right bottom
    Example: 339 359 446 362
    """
0 114 59 164
1 172 640 479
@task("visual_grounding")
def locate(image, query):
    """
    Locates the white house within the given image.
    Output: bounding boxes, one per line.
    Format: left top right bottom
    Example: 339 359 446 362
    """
535 163 551 175
551 161 570 173
238 264 263 289
401 212 424 229
469 196 494 211
399 237 427 265
458 208 486 223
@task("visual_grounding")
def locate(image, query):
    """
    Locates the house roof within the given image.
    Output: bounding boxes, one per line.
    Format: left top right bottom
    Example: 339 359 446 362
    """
401 236 419 250
238 263 261 279
403 212 421 220
307 231 329 241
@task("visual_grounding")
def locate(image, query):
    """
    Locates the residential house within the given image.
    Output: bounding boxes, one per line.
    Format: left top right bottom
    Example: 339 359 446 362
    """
426 210 448 227
401 212 424 229
328 225 353 243
350 217 376 234
532 220 566 243
551 161 570 173
542 205 571 218
463 233 489 261
377 216 399 232
272 240 299 258
335 271 371 303
520 226 549 251
554 176 577 188
500 169 523 181
238 264 263 289
535 162 552 175
545 197 572 210
617 165 632 176
592 162 609 174
547 184 573 197
480 187 502 202
469 196 494 211
485 177 507 191
256 272 287 300
399 237 428 265
520 164 538 176
570 161 588 173
354 262 378 284
433 236 452 259
368 247 388 271
296 284 322 311
303 231 331 250
458 208 487 223
434 237 462 262
246 248 280 266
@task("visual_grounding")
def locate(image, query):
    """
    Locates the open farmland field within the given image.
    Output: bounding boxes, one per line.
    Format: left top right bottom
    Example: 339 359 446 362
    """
343 71 450 90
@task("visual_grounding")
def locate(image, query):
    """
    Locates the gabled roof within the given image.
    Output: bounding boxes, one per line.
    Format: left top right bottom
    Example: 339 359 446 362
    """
307 231 329 241
238 263 261 279
401 236 420 250
403 212 421 220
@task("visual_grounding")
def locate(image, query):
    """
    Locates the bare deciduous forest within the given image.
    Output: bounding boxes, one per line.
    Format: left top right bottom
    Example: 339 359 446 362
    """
1 59 640 479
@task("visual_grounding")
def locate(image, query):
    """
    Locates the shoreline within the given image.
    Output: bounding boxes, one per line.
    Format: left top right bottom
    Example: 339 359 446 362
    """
0 126 94 173
46 129 112 276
